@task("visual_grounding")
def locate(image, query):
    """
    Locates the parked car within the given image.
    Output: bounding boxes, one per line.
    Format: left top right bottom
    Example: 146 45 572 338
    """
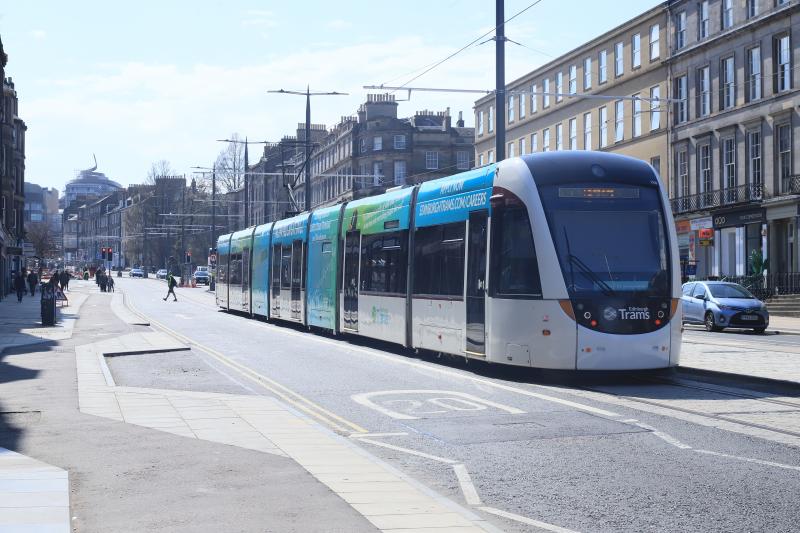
681 281 769 333
130 268 144 278
193 269 210 285
156 269 168 279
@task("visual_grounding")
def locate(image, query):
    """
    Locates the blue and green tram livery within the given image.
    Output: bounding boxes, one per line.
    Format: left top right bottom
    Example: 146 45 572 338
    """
216 152 682 370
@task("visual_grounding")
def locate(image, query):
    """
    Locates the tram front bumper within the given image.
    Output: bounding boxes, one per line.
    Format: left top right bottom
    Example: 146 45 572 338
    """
575 323 674 370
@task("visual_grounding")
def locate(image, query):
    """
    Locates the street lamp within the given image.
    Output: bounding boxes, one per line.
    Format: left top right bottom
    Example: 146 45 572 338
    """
268 87 347 212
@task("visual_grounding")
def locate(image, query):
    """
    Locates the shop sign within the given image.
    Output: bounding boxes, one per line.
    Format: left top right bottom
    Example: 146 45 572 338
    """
712 209 764 229
698 228 714 239
675 220 691 233
690 216 713 230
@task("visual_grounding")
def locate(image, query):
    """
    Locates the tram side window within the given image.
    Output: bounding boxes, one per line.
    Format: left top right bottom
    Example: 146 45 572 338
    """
291 240 303 289
413 222 465 299
360 231 408 295
242 248 250 291
490 203 542 297
271 244 281 291
281 245 292 289
229 253 242 285
217 252 228 284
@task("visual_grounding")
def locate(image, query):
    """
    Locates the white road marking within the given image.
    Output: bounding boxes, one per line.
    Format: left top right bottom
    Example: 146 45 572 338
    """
356 438 458 465
350 432 409 439
694 449 800 472
479 506 580 533
634 422 692 449
452 463 482 505
352 390 525 420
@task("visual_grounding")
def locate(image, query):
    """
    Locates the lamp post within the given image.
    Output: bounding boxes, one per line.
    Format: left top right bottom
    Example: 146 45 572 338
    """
268 87 347 211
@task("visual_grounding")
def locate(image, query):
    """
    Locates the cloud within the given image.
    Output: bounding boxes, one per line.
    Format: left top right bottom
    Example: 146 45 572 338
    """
242 9 277 28
30 29 46 40
326 19 351 30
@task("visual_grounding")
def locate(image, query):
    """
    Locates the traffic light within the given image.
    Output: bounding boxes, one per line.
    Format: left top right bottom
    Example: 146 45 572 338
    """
185 251 192 264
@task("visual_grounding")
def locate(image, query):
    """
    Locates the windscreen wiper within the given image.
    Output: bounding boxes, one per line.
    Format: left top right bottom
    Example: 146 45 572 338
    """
562 227 615 296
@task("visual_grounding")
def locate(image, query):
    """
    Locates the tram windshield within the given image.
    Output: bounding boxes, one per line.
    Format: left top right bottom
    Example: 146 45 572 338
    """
539 183 670 298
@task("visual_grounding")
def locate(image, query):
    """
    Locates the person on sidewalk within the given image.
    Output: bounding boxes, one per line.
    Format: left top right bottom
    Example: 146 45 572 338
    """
107 275 115 292
13 271 26 303
164 272 178 302
60 270 70 292
83 269 89 281
27 270 38 297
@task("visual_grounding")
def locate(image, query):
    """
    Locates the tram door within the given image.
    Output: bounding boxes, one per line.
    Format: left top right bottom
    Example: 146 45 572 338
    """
242 247 251 313
466 210 488 356
343 231 360 331
291 239 303 320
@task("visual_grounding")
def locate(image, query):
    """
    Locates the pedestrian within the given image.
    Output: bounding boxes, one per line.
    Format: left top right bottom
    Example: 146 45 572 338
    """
13 271 25 303
163 272 178 302
83 269 89 281
99 271 107 292
107 275 115 293
61 270 70 292
27 270 38 297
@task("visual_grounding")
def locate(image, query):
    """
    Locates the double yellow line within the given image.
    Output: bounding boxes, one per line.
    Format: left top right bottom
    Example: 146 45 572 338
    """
123 291 368 435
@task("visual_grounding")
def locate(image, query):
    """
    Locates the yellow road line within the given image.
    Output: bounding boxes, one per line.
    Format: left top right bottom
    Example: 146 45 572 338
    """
123 290 368 435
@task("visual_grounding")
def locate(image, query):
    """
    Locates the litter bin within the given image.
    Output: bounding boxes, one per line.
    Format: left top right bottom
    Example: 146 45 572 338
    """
41 283 56 326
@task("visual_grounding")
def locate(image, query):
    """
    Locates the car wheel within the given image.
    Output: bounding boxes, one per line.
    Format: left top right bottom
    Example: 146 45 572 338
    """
754 327 766 334
704 312 722 332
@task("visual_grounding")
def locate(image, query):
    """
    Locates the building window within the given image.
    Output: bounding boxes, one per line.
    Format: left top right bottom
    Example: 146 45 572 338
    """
650 24 660 60
373 136 382 151
778 124 793 186
583 57 592 90
569 65 577 94
360 138 367 153
632 33 641 68
569 118 577 150
508 142 515 158
489 150 494 163
775 34 791 93
677 149 689 198
721 56 735 110
747 47 762 101
599 106 608 148
543 79 550 107
698 66 710 117
556 72 563 102
615 41 624 76
393 160 407 185
479 153 485 166
508 94 515 123
675 75 688 123
722 0 733 29
747 0 758 18
531 83 538 113
393 134 406 150
543 128 550 152
488 106 494 133
556 123 563 151
632 95 642 137
747 130 761 186
676 11 687 49
699 144 712 195
599 50 608 83
650 85 661 131
373 161 384 185
699 2 709 40
723 137 736 192
531 132 538 153
425 151 439 170
651 156 661 178
519 90 526 118
478 112 484 135
519 137 526 156
457 151 469 170
614 100 624 142
583 112 592 150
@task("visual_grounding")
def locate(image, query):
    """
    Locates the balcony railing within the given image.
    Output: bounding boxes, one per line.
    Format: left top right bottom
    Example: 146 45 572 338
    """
780 175 800 196
670 183 763 215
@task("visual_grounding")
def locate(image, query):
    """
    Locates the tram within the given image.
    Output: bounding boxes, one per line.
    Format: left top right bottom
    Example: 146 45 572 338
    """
216 152 681 370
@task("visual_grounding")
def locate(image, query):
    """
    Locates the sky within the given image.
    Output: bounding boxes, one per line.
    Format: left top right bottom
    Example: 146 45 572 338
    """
0 0 661 193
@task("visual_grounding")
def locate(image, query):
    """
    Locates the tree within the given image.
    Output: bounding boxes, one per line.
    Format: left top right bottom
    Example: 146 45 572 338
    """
214 133 245 193
146 159 175 185
26 221 59 259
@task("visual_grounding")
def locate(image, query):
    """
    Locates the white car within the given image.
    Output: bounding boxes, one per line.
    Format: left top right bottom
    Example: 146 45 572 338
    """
156 269 168 279
130 268 144 278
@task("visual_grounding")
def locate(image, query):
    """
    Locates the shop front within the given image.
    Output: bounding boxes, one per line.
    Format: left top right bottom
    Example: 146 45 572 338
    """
711 207 766 277
766 202 800 274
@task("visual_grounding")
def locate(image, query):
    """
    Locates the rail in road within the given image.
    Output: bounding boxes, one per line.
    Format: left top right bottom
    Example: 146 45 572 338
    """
115 277 800 532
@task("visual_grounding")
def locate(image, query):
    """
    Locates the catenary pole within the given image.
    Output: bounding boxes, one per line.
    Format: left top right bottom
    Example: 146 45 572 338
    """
495 0 506 161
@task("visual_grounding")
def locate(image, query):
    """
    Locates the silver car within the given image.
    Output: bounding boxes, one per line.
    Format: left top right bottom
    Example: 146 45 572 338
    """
681 281 769 333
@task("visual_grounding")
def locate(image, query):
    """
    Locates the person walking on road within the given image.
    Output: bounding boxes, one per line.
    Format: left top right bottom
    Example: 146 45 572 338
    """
27 270 38 297
13 271 26 303
164 272 178 302
83 269 89 281
106 275 115 292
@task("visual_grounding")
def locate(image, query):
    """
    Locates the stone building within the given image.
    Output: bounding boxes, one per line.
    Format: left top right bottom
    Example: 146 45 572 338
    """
307 94 475 209
0 36 26 298
248 136 301 226
474 5 669 179
666 0 799 279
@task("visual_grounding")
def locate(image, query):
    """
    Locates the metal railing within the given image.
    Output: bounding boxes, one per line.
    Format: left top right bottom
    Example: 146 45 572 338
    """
710 273 800 300
670 183 763 214
781 175 800 196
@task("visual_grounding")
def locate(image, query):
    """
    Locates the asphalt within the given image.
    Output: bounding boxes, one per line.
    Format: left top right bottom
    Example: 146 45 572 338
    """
120 277 800 533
